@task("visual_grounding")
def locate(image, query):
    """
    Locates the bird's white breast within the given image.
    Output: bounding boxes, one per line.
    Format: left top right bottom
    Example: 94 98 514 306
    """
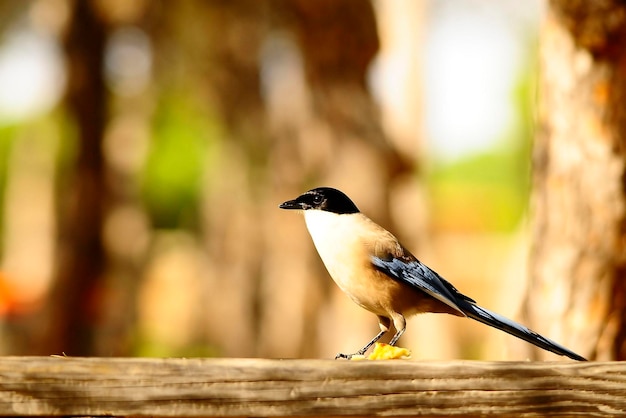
303 210 369 294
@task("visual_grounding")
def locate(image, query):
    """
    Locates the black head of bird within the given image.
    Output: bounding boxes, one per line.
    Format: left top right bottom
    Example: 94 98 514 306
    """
279 187 360 214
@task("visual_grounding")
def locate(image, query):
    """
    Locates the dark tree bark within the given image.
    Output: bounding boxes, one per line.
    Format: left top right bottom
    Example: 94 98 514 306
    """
285 0 412 185
43 0 109 355
523 0 626 360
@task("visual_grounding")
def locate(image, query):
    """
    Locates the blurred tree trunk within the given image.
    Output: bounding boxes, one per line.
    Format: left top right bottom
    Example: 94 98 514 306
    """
200 0 271 358
42 0 108 355
286 0 412 200
258 0 415 358
523 0 626 360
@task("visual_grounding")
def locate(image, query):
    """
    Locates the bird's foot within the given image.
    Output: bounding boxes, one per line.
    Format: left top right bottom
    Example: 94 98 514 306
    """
335 350 366 360
334 329 388 360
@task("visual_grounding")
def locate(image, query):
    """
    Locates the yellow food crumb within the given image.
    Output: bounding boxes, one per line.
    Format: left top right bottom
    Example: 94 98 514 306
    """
346 343 411 360
368 343 411 360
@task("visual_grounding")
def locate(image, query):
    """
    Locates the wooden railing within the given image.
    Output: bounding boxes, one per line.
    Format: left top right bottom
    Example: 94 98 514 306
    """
0 357 623 417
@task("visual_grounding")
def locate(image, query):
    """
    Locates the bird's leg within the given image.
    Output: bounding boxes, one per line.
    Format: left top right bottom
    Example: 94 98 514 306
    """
389 328 405 346
335 330 386 360
388 313 406 346
335 316 390 360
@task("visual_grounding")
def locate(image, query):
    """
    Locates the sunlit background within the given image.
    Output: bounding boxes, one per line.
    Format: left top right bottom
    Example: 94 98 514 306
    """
0 0 544 359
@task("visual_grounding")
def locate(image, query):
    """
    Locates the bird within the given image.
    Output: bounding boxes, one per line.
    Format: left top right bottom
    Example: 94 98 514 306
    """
279 187 587 361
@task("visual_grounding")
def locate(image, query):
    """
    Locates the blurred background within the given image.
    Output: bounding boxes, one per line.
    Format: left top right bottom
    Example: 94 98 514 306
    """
0 0 600 359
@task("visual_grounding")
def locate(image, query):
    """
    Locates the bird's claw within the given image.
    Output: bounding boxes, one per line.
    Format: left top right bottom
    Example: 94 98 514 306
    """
335 350 366 360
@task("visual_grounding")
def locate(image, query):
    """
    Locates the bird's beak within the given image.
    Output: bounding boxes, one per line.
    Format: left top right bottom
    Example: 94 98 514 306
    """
279 198 304 210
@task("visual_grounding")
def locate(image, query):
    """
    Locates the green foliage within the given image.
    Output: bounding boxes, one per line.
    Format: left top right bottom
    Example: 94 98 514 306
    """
141 92 220 230
0 124 14 252
0 114 66 256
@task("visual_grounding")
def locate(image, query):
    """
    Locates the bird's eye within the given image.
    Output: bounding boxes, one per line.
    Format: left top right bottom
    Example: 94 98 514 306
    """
312 195 323 205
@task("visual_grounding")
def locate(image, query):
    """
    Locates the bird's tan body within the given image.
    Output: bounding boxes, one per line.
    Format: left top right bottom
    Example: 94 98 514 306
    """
304 210 462 325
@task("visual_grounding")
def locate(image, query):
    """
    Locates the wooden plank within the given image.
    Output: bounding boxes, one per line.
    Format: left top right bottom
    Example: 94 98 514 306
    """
0 357 623 417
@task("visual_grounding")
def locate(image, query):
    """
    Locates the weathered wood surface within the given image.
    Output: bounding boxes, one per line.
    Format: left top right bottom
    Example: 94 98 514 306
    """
0 357 623 417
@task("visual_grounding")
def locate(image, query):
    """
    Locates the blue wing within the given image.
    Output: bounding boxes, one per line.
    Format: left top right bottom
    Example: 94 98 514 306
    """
371 256 473 316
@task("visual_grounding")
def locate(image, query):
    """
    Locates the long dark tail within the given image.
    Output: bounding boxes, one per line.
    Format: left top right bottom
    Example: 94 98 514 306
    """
460 302 587 361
